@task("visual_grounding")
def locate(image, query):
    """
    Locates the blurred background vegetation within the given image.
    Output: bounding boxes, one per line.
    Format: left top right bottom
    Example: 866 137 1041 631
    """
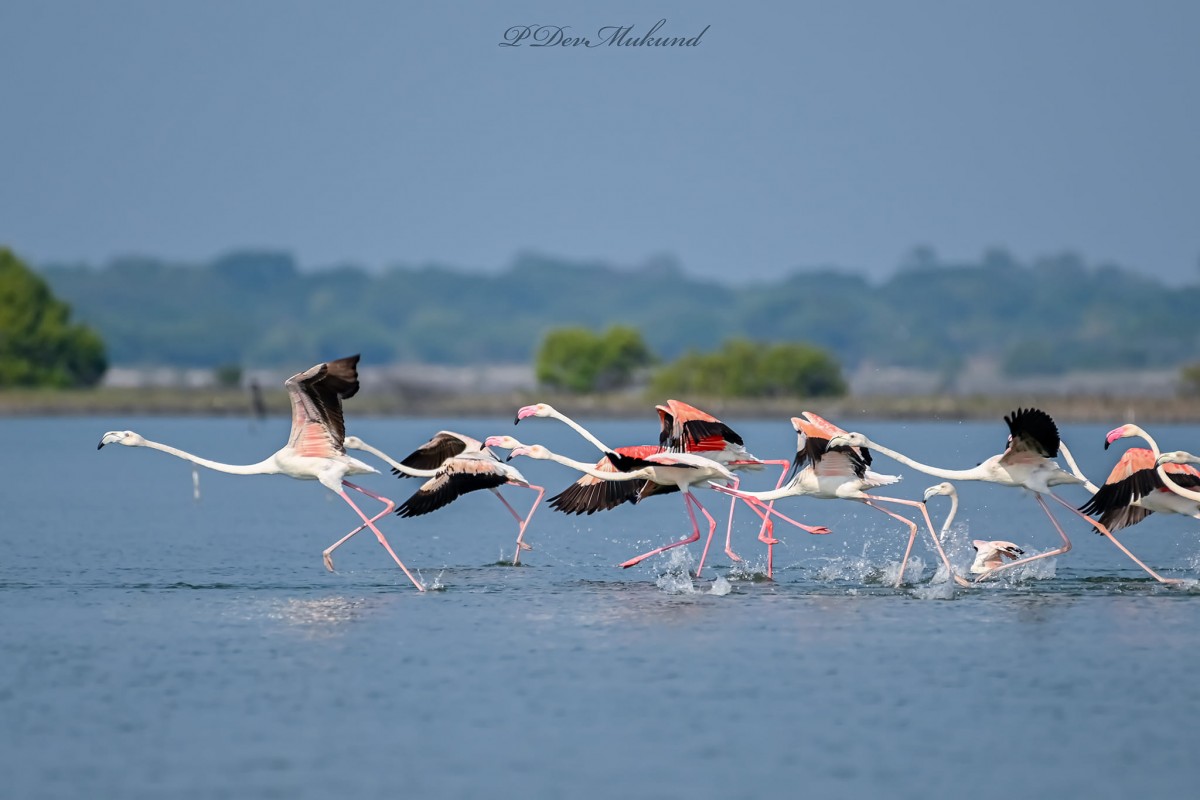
5 245 1200 405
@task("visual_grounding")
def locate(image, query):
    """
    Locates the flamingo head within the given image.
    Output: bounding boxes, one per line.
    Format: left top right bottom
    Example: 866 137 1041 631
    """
98 430 144 449
922 482 956 503
825 431 866 450
1104 424 1142 449
1156 450 1200 467
507 444 552 461
515 403 555 424
484 435 526 457
342 435 364 450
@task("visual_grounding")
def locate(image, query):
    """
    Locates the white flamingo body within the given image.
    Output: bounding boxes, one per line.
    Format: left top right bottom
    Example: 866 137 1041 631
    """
829 409 1182 585
335 433 545 565
98 355 425 591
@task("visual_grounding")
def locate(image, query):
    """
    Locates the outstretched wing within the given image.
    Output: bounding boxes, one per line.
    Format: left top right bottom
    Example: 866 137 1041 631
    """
656 399 743 453
790 413 870 480
1003 407 1059 459
1081 448 1200 531
284 354 360 457
396 456 509 517
394 431 479 475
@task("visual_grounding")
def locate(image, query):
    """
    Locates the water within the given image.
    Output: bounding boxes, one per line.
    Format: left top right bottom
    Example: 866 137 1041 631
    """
4 414 1200 799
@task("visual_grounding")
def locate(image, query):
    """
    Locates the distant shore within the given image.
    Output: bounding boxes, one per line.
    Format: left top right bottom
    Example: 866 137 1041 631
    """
1 387 1197 423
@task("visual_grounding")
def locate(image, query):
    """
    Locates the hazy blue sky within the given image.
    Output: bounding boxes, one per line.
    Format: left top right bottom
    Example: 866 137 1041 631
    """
2 1 1197 283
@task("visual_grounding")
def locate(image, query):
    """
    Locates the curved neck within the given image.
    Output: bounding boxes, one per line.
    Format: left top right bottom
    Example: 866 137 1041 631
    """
939 492 959 539
139 439 275 476
549 410 611 453
1158 465 1200 502
349 438 438 477
1129 426 1161 457
1057 442 1099 494
865 439 988 481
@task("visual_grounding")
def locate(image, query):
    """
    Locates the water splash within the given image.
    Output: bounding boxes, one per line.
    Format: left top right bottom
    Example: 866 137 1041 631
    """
654 549 697 595
708 575 733 596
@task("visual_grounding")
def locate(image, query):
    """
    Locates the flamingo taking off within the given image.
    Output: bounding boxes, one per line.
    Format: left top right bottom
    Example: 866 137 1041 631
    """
1075 426 1200 563
335 432 544 565
922 482 1025 575
731 413 967 587
826 409 1181 584
488 437 793 576
97 355 425 591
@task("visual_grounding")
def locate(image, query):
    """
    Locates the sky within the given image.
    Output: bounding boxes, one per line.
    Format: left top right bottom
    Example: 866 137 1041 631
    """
2 0 1198 283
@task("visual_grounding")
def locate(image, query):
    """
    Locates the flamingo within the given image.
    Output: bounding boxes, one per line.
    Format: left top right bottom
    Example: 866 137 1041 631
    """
488 436 796 576
826 409 1182 584
655 399 792 573
515 401 803 575
730 413 967 588
333 432 545 565
1154 451 1200 502
97 355 425 591
1080 424 1200 531
922 482 1025 575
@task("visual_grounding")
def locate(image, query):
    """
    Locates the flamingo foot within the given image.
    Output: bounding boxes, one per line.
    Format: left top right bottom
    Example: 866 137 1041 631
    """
619 556 646 569
724 547 743 563
322 551 336 572
517 541 533 551
758 535 780 546
808 526 833 536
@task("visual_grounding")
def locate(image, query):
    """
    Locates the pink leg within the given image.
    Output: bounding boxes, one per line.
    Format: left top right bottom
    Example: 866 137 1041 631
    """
334 481 425 591
490 484 545 565
621 492 710 570
729 459 791 576
1045 493 1181 585
974 494 1071 582
323 484 397 571
866 495 971 588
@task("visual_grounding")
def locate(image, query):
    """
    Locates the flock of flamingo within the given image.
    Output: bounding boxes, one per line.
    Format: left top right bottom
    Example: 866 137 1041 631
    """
98 355 1200 592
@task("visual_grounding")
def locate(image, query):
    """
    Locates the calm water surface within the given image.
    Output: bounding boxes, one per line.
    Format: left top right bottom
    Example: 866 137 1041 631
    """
4 415 1200 799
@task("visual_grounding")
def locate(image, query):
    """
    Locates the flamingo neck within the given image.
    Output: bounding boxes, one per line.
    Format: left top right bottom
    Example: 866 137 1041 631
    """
138 439 276 476
543 450 645 482
348 438 438 477
1058 442 1099 494
550 410 611 453
865 440 989 481
939 493 958 540
1130 427 1161 457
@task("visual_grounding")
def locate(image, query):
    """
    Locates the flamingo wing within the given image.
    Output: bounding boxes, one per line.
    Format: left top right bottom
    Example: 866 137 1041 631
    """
1079 448 1161 531
394 431 480 475
547 444 657 515
790 414 870 478
657 399 743 453
1002 407 1059 460
396 456 509 517
284 354 360 458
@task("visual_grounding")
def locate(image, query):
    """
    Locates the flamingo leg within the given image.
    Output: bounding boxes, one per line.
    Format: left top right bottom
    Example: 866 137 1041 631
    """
335 481 425 592
974 494 1072 582
721 477 743 564
490 485 546 565
1045 493 1182 585
728 460 791 575
866 495 971 588
322 484 398 571
621 491 710 570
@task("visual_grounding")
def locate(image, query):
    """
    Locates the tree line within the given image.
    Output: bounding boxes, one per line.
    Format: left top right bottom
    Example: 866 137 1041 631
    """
29 247 1200 379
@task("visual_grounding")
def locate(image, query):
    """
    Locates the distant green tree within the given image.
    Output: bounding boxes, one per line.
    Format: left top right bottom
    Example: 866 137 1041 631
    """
651 339 846 398
536 325 655 392
0 248 107 387
1180 363 1200 397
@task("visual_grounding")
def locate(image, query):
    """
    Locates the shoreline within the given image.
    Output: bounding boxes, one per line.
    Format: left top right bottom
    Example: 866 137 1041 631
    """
2 388 1196 423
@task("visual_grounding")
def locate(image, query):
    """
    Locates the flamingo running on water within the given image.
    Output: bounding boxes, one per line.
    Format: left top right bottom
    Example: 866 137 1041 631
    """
922 482 1025 575
732 413 967 587
334 432 544 565
97 355 425 591
827 409 1181 584
488 437 796 575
